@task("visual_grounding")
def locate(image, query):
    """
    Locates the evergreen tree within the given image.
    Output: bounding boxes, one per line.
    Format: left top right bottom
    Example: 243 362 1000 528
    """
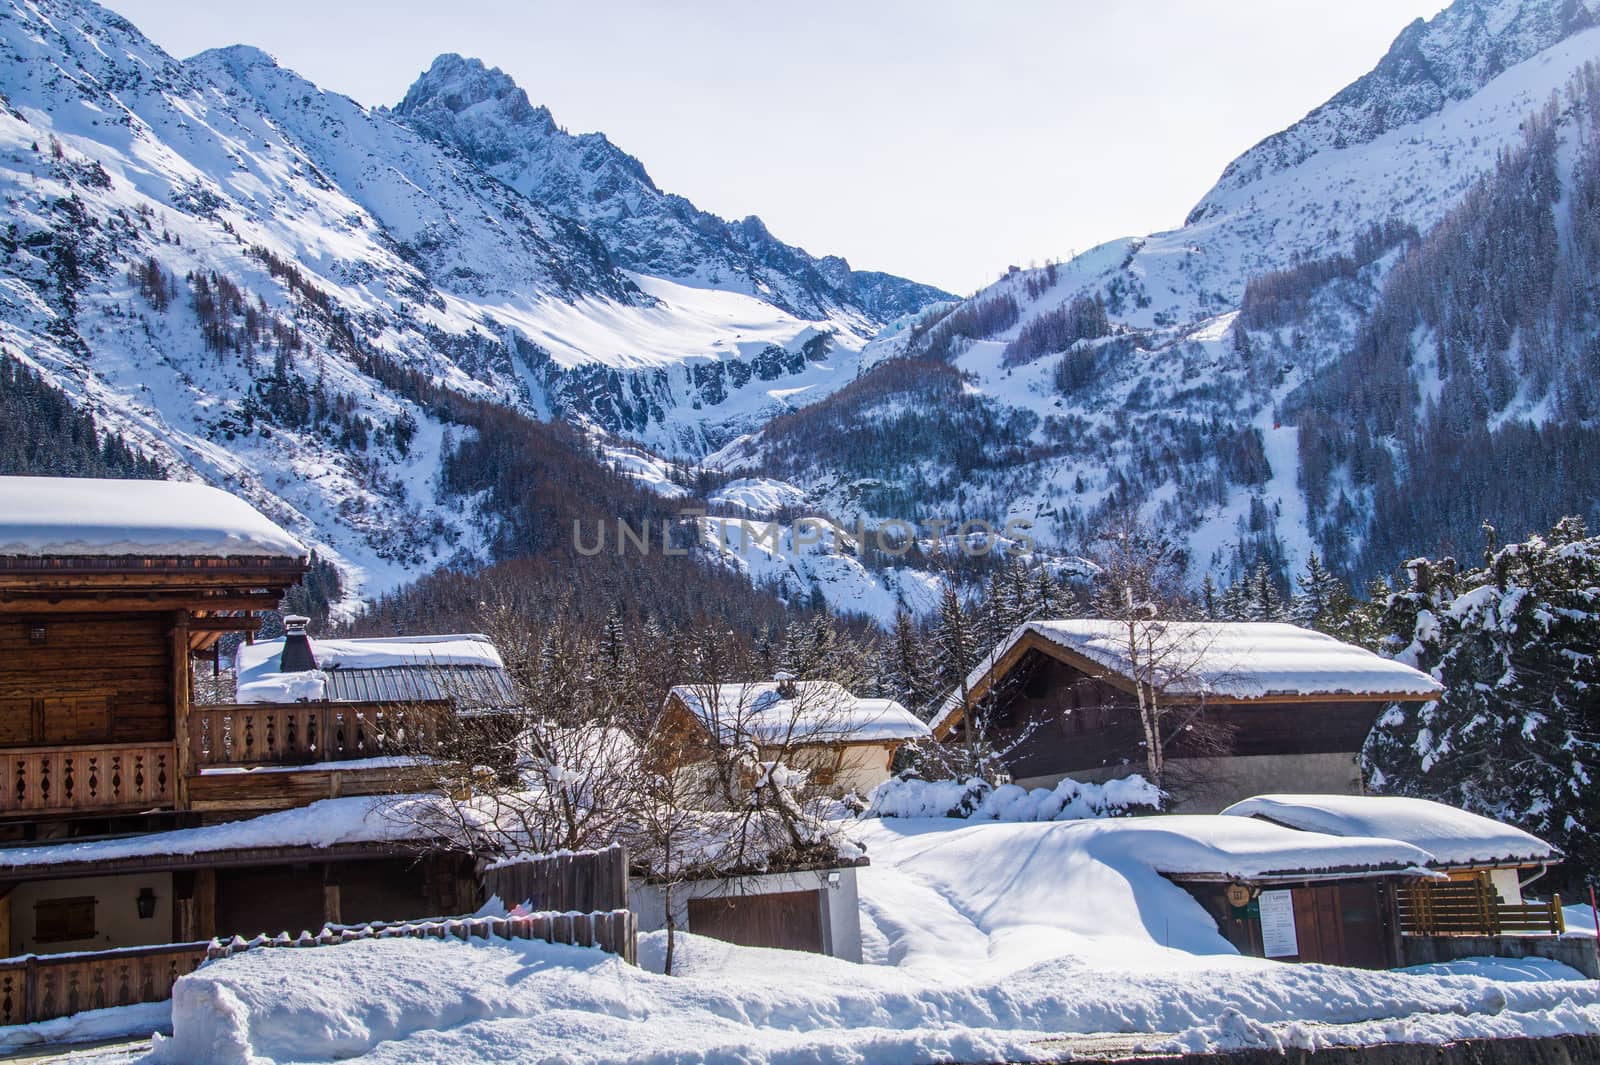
1365 519 1600 888
933 583 977 697
886 608 934 717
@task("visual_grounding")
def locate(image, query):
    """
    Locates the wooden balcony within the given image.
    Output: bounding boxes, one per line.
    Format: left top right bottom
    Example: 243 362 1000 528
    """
0 741 176 818
0 940 208 1025
188 701 447 768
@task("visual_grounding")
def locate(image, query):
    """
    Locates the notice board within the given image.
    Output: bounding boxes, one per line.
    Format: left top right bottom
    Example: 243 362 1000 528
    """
1258 889 1299 958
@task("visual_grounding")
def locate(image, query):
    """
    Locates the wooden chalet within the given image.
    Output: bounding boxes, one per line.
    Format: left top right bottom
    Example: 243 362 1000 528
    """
661 676 929 798
0 477 481 1024
931 620 1443 813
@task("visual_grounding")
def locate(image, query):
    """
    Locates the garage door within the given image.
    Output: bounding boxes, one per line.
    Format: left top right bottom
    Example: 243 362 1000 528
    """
686 889 825 953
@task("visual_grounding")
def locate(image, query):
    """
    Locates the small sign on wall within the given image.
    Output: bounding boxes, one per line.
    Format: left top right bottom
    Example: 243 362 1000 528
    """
1258 889 1299 958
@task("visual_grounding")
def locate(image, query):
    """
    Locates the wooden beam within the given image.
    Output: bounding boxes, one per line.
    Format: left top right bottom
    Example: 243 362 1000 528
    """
0 593 284 613
187 616 264 634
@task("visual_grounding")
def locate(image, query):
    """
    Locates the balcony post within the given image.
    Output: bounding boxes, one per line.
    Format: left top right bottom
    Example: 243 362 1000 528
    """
172 611 191 809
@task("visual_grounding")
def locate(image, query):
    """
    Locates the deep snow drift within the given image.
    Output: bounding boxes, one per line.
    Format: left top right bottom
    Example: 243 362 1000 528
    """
127 817 1600 1064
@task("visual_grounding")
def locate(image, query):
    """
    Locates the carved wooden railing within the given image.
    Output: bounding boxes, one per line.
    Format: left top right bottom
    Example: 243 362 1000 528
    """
188 702 447 769
0 941 208 1025
0 742 176 817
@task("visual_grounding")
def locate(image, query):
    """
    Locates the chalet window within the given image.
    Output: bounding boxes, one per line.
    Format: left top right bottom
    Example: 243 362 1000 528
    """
34 896 96 943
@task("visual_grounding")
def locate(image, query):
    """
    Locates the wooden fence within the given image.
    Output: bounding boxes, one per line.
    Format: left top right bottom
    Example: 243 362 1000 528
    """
481 844 630 914
207 910 637 966
1399 879 1564 937
0 941 208 1026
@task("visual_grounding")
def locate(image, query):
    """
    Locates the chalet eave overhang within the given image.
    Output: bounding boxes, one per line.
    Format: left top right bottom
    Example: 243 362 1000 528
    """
1166 865 1443 886
0 838 446 882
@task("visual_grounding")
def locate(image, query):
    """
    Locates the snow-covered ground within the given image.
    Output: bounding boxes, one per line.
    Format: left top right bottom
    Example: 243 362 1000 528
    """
52 816 1600 1064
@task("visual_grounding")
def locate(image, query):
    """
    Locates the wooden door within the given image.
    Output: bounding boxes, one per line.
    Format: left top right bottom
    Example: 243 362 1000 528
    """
215 866 324 940
686 889 825 953
1290 883 1389 968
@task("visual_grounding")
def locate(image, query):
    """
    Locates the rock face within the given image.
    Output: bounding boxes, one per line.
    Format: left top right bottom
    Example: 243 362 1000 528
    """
393 54 950 323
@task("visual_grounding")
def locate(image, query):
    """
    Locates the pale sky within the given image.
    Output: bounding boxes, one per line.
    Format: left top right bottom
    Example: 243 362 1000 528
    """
107 0 1447 295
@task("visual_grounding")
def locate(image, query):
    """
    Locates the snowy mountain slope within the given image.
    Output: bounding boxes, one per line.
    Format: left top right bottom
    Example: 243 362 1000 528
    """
0 0 957 610
392 54 952 324
720 0 1600 591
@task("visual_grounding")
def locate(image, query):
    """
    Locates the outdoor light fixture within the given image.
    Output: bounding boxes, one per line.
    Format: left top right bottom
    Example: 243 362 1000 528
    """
136 887 157 920
28 624 45 643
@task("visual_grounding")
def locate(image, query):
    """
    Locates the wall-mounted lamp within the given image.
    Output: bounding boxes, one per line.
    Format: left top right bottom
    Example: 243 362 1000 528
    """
826 872 841 889
28 624 46 643
136 886 157 920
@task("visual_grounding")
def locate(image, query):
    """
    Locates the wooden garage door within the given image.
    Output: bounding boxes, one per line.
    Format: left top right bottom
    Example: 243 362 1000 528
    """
687 889 825 953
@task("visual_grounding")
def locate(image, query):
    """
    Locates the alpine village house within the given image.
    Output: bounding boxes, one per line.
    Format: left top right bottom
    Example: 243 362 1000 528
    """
931 620 1445 813
0 476 486 1024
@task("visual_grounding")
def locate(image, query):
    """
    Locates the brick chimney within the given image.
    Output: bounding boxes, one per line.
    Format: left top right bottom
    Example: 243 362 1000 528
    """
279 614 318 673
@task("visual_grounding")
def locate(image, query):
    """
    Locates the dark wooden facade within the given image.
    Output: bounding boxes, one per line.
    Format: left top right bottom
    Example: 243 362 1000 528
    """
961 647 1385 781
936 632 1429 806
1180 877 1406 969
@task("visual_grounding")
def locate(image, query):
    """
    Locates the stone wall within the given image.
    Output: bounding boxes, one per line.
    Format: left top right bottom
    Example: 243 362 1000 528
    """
1400 934 1599 980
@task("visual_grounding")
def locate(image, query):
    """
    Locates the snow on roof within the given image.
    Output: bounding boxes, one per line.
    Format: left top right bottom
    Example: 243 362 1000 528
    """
0 476 305 560
669 681 930 746
1221 794 1559 868
0 795 443 872
1083 814 1439 881
235 634 507 705
933 620 1442 732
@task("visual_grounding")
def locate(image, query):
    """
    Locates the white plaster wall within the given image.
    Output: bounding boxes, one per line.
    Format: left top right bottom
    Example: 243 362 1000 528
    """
10 872 174 955
631 867 863 962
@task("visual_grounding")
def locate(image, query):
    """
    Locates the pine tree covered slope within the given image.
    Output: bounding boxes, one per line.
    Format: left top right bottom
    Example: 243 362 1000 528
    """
716 0 1600 595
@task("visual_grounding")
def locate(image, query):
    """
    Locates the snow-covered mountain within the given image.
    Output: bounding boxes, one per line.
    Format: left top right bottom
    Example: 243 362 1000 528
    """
0 0 948 610
716 0 1600 594
393 54 949 326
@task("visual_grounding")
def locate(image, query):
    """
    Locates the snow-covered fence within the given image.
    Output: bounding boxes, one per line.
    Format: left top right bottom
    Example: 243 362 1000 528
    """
205 910 638 966
481 844 630 915
0 940 209 1025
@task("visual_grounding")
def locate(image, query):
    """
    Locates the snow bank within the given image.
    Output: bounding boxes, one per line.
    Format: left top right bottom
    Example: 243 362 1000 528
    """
933 620 1443 731
0 476 305 559
670 681 929 745
0 999 168 1052
1222 794 1559 867
866 774 1161 821
156 870 1600 1065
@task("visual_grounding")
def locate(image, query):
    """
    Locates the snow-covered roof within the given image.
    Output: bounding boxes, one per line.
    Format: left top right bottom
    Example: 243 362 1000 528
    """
0 795 444 873
0 476 305 560
235 634 510 706
669 681 929 746
1221 794 1559 868
1085 814 1440 882
933 620 1442 732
